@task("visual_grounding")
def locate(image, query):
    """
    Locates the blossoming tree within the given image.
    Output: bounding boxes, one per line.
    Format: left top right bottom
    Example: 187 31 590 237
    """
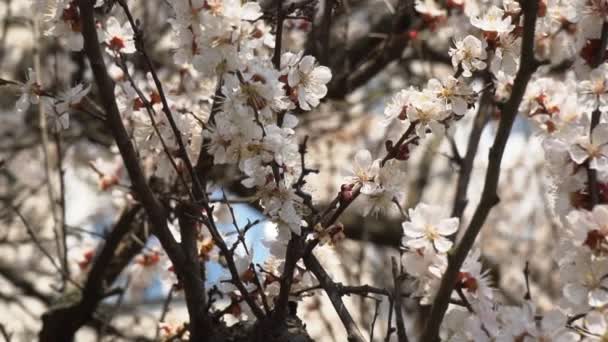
2 0 608 341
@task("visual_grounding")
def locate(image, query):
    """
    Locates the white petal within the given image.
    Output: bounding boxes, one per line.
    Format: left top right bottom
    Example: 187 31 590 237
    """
437 218 459 235
563 283 586 304
434 237 453 253
241 2 262 20
569 145 589 164
288 69 300 87
592 123 608 146
589 288 608 307
299 56 315 74
312 66 332 84
355 149 372 170
406 238 429 250
402 222 425 238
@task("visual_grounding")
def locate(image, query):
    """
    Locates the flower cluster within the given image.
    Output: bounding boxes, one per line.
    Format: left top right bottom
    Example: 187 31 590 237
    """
15 68 90 130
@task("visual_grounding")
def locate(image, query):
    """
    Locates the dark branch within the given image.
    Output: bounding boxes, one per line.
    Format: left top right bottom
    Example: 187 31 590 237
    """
421 1 541 340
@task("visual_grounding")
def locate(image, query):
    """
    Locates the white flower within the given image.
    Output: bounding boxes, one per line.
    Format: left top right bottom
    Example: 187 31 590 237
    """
497 302 535 341
358 160 407 216
525 309 580 342
104 17 136 54
346 149 380 193
46 83 91 130
407 91 450 138
43 1 84 51
470 6 515 34
578 64 608 112
402 203 459 253
402 247 447 303
579 0 608 40
585 310 608 337
566 206 608 251
16 68 41 113
57 83 91 108
459 249 494 303
449 35 488 77
491 33 521 75
560 249 608 307
426 76 474 116
384 88 414 124
568 123 608 171
441 308 491 342
222 64 290 121
262 124 299 166
259 184 303 235
287 55 332 110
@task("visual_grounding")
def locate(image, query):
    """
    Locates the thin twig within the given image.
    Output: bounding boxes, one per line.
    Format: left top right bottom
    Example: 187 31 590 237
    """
369 298 381 342
392 257 408 342
53 129 69 281
587 21 608 208
523 261 531 300
303 254 366 342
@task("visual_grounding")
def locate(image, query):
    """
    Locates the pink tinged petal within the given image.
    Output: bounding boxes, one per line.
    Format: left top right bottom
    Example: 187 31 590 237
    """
437 218 459 235
433 237 453 253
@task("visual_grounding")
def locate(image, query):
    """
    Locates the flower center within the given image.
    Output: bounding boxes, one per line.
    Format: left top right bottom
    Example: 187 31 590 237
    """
109 36 126 51
424 224 439 241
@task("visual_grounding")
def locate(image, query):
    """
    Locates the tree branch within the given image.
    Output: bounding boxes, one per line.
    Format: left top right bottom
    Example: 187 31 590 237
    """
303 253 365 342
177 204 213 341
451 73 493 219
420 1 541 340
39 205 142 341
